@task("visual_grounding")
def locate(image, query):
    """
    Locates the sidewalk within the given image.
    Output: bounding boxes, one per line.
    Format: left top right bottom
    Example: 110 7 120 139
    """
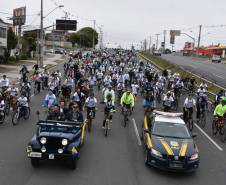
0 54 65 82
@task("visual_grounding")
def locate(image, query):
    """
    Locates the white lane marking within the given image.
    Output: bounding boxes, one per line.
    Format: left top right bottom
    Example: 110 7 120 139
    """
213 74 224 79
132 118 142 146
194 123 223 151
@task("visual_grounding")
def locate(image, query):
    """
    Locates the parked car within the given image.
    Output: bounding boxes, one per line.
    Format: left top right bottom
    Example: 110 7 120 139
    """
153 51 162 56
212 55 221 63
55 49 63 54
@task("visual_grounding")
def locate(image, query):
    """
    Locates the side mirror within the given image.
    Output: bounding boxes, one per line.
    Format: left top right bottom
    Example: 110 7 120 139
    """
192 133 198 138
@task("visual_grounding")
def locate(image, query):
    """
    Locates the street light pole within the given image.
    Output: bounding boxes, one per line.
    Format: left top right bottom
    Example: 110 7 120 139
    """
93 20 96 49
40 0 44 67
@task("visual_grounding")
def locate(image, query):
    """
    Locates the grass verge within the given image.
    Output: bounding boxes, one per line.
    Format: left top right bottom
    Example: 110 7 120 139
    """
140 52 221 101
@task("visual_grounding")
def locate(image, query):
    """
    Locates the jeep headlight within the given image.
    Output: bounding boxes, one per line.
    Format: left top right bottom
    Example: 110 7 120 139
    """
151 148 163 158
62 139 68 146
40 137 47 144
190 153 199 161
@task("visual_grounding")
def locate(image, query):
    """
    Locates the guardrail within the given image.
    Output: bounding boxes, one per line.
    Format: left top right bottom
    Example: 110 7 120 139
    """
138 53 224 102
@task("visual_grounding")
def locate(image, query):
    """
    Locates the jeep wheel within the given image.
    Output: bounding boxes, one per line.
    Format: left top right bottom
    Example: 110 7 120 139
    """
70 158 77 170
31 158 39 167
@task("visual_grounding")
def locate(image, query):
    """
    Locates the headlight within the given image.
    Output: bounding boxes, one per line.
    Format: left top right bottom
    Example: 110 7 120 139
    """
27 145 32 153
190 153 199 160
62 139 68 146
151 148 163 158
40 137 47 144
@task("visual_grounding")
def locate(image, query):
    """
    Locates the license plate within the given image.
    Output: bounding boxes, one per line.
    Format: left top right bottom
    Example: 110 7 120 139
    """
49 154 54 160
169 163 183 168
29 152 42 158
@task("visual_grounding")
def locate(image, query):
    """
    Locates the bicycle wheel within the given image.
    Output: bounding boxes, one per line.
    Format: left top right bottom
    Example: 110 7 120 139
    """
5 101 10 115
12 110 19 125
88 118 92 133
23 107 30 120
212 121 217 135
200 113 206 128
188 119 194 131
220 125 226 142
123 114 128 128
105 120 108 137
0 111 5 124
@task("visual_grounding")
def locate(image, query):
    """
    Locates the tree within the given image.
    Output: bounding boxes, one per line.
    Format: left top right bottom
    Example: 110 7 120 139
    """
77 27 98 48
22 32 37 57
69 33 80 47
4 27 17 63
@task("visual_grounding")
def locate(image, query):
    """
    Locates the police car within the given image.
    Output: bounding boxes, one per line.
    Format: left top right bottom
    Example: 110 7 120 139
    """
141 110 199 172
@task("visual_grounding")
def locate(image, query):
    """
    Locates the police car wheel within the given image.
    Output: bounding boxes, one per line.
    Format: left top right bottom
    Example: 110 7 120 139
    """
31 158 39 167
145 150 150 166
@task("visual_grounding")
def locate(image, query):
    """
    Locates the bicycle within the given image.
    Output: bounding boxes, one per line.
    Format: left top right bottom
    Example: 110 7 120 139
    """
212 117 226 142
97 79 102 91
197 109 206 128
12 103 30 125
104 109 116 137
186 109 194 131
87 108 95 132
0 105 6 124
122 106 131 128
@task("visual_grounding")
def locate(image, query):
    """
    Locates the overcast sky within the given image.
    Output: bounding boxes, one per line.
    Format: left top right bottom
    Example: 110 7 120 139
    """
1 0 226 49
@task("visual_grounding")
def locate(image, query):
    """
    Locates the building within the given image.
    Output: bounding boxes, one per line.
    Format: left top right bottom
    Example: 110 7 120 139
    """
0 19 8 57
45 30 72 49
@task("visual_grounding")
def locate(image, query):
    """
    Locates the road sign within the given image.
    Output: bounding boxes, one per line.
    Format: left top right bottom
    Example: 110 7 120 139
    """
170 35 175 44
170 30 181 36
56 19 77 31
13 7 26 26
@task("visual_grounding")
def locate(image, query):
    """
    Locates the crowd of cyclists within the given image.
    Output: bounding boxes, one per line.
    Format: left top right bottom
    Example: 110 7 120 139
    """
0 48 226 139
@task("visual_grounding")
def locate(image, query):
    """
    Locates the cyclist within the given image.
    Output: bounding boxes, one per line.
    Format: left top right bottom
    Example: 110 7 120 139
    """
85 92 97 119
143 91 156 116
20 65 29 82
197 86 206 97
104 85 115 103
32 64 39 74
102 94 115 129
213 98 226 125
120 89 135 113
72 87 85 109
33 72 42 93
196 93 208 121
215 90 224 107
41 68 49 89
183 94 196 122
200 81 208 91
131 81 139 101
44 89 57 108
163 92 174 112
17 92 29 116
88 74 96 89
0 75 10 90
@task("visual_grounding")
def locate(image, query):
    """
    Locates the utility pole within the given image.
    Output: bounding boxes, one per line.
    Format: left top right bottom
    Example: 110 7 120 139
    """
156 34 160 50
149 36 151 51
197 25 202 48
163 30 166 51
93 20 96 49
40 0 44 67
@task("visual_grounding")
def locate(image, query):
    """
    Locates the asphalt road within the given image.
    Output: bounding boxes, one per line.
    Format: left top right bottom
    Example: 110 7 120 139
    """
161 54 226 88
0 56 226 185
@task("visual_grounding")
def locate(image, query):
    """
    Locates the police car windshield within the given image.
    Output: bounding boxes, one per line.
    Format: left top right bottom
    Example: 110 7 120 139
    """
152 122 191 139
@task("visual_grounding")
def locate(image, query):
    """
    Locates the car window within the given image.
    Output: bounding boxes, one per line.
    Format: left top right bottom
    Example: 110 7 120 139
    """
152 121 191 139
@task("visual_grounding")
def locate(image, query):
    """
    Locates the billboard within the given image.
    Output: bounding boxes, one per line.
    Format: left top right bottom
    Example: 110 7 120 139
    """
13 6 26 26
56 19 77 31
184 42 195 50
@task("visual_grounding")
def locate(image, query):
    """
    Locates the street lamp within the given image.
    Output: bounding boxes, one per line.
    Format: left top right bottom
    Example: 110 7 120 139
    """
44 5 64 18
39 1 64 67
181 32 196 47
